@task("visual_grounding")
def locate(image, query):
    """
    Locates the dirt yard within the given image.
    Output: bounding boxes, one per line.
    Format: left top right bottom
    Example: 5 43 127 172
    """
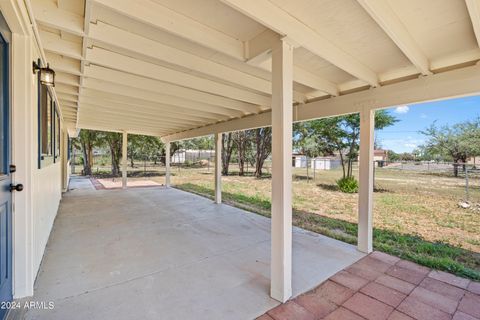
160 165 480 253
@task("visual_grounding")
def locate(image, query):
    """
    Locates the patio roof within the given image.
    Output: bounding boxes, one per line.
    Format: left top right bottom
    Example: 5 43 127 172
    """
30 0 480 138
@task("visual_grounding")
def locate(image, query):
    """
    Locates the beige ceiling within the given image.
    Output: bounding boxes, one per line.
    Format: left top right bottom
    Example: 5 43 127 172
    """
31 0 480 137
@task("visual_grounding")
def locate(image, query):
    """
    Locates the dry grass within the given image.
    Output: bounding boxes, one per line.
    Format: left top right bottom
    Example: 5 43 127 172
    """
161 166 480 254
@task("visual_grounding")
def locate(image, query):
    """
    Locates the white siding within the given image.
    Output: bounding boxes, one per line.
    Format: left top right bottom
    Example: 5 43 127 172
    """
32 162 62 274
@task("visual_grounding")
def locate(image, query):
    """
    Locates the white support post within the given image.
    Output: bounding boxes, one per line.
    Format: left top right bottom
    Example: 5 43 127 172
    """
358 109 375 253
122 131 128 189
270 39 293 303
165 142 171 187
214 133 222 204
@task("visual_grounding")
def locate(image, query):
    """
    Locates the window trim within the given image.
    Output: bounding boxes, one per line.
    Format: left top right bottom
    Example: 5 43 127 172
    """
37 69 56 169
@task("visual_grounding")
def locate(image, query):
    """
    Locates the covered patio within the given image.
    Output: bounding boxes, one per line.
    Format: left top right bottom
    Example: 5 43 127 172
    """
1 0 479 318
26 177 363 319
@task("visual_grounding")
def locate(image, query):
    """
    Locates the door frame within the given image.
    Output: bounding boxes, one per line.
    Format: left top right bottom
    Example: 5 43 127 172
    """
0 9 13 310
0 0 36 299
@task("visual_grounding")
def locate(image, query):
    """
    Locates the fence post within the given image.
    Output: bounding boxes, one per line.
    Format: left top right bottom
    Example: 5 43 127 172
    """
465 166 469 202
313 158 316 181
306 157 309 182
72 150 76 174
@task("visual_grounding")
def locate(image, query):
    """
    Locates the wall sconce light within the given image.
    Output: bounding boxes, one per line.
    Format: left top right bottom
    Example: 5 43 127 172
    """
33 60 55 87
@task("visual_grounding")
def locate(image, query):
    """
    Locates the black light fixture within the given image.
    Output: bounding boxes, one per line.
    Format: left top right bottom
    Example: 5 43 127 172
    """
33 60 55 87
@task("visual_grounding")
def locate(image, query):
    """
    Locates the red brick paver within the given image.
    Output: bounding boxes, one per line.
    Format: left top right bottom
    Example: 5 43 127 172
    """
343 292 394 320
323 307 364 320
267 301 315 320
307 280 354 305
468 282 480 295
458 292 480 318
419 277 465 301
258 252 480 320
429 270 471 289
409 286 458 314
453 311 479 320
360 282 406 307
387 310 414 320
330 270 369 291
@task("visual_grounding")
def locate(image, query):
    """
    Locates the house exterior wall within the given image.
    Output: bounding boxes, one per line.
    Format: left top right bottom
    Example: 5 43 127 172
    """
32 163 62 274
1 0 68 299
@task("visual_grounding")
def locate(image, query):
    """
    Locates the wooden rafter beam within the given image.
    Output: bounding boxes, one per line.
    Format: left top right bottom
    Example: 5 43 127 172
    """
83 64 261 114
85 47 271 106
220 0 379 86
356 0 431 75
81 77 245 118
466 0 480 48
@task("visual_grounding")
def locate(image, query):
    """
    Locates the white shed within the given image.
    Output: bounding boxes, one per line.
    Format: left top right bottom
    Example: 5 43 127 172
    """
311 158 342 170
293 155 307 168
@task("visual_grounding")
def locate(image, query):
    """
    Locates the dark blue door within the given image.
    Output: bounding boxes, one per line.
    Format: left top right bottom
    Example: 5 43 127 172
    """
0 11 12 319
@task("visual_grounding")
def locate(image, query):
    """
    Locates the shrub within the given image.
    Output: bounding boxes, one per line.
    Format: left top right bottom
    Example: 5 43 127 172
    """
337 176 359 193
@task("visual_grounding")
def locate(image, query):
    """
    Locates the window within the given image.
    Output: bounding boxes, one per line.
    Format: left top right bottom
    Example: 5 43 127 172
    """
38 84 53 167
54 105 60 161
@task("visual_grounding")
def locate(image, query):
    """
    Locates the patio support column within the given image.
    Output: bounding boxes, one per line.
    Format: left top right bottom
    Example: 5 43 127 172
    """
165 142 171 187
122 131 128 189
270 38 294 303
214 132 222 204
358 108 375 253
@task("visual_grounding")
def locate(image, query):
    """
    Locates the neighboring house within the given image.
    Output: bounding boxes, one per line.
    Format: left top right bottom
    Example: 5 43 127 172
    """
467 156 478 166
358 149 389 166
374 149 389 162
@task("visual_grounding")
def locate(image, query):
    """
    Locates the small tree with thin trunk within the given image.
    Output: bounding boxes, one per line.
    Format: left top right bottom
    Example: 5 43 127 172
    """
103 132 123 176
254 127 272 178
422 118 480 177
222 133 235 175
73 129 102 176
233 131 252 176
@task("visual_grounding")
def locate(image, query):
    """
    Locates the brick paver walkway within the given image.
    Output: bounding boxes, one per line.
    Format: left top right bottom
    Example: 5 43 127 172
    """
258 251 480 320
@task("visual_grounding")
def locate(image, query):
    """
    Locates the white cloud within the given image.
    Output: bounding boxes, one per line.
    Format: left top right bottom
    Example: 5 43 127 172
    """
404 143 418 149
394 105 410 114
420 113 428 119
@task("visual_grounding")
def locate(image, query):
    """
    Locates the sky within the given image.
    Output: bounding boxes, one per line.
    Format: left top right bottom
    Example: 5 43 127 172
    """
376 95 480 153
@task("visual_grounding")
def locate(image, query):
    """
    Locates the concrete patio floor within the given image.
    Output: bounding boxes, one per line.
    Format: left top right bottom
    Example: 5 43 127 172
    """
25 177 364 320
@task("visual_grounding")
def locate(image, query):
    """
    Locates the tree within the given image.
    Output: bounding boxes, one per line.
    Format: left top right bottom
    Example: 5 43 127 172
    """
221 133 235 175
293 110 397 179
422 118 480 176
162 141 181 165
128 135 163 166
387 150 400 162
233 131 252 176
103 132 123 176
254 127 272 178
459 117 480 161
73 130 102 176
